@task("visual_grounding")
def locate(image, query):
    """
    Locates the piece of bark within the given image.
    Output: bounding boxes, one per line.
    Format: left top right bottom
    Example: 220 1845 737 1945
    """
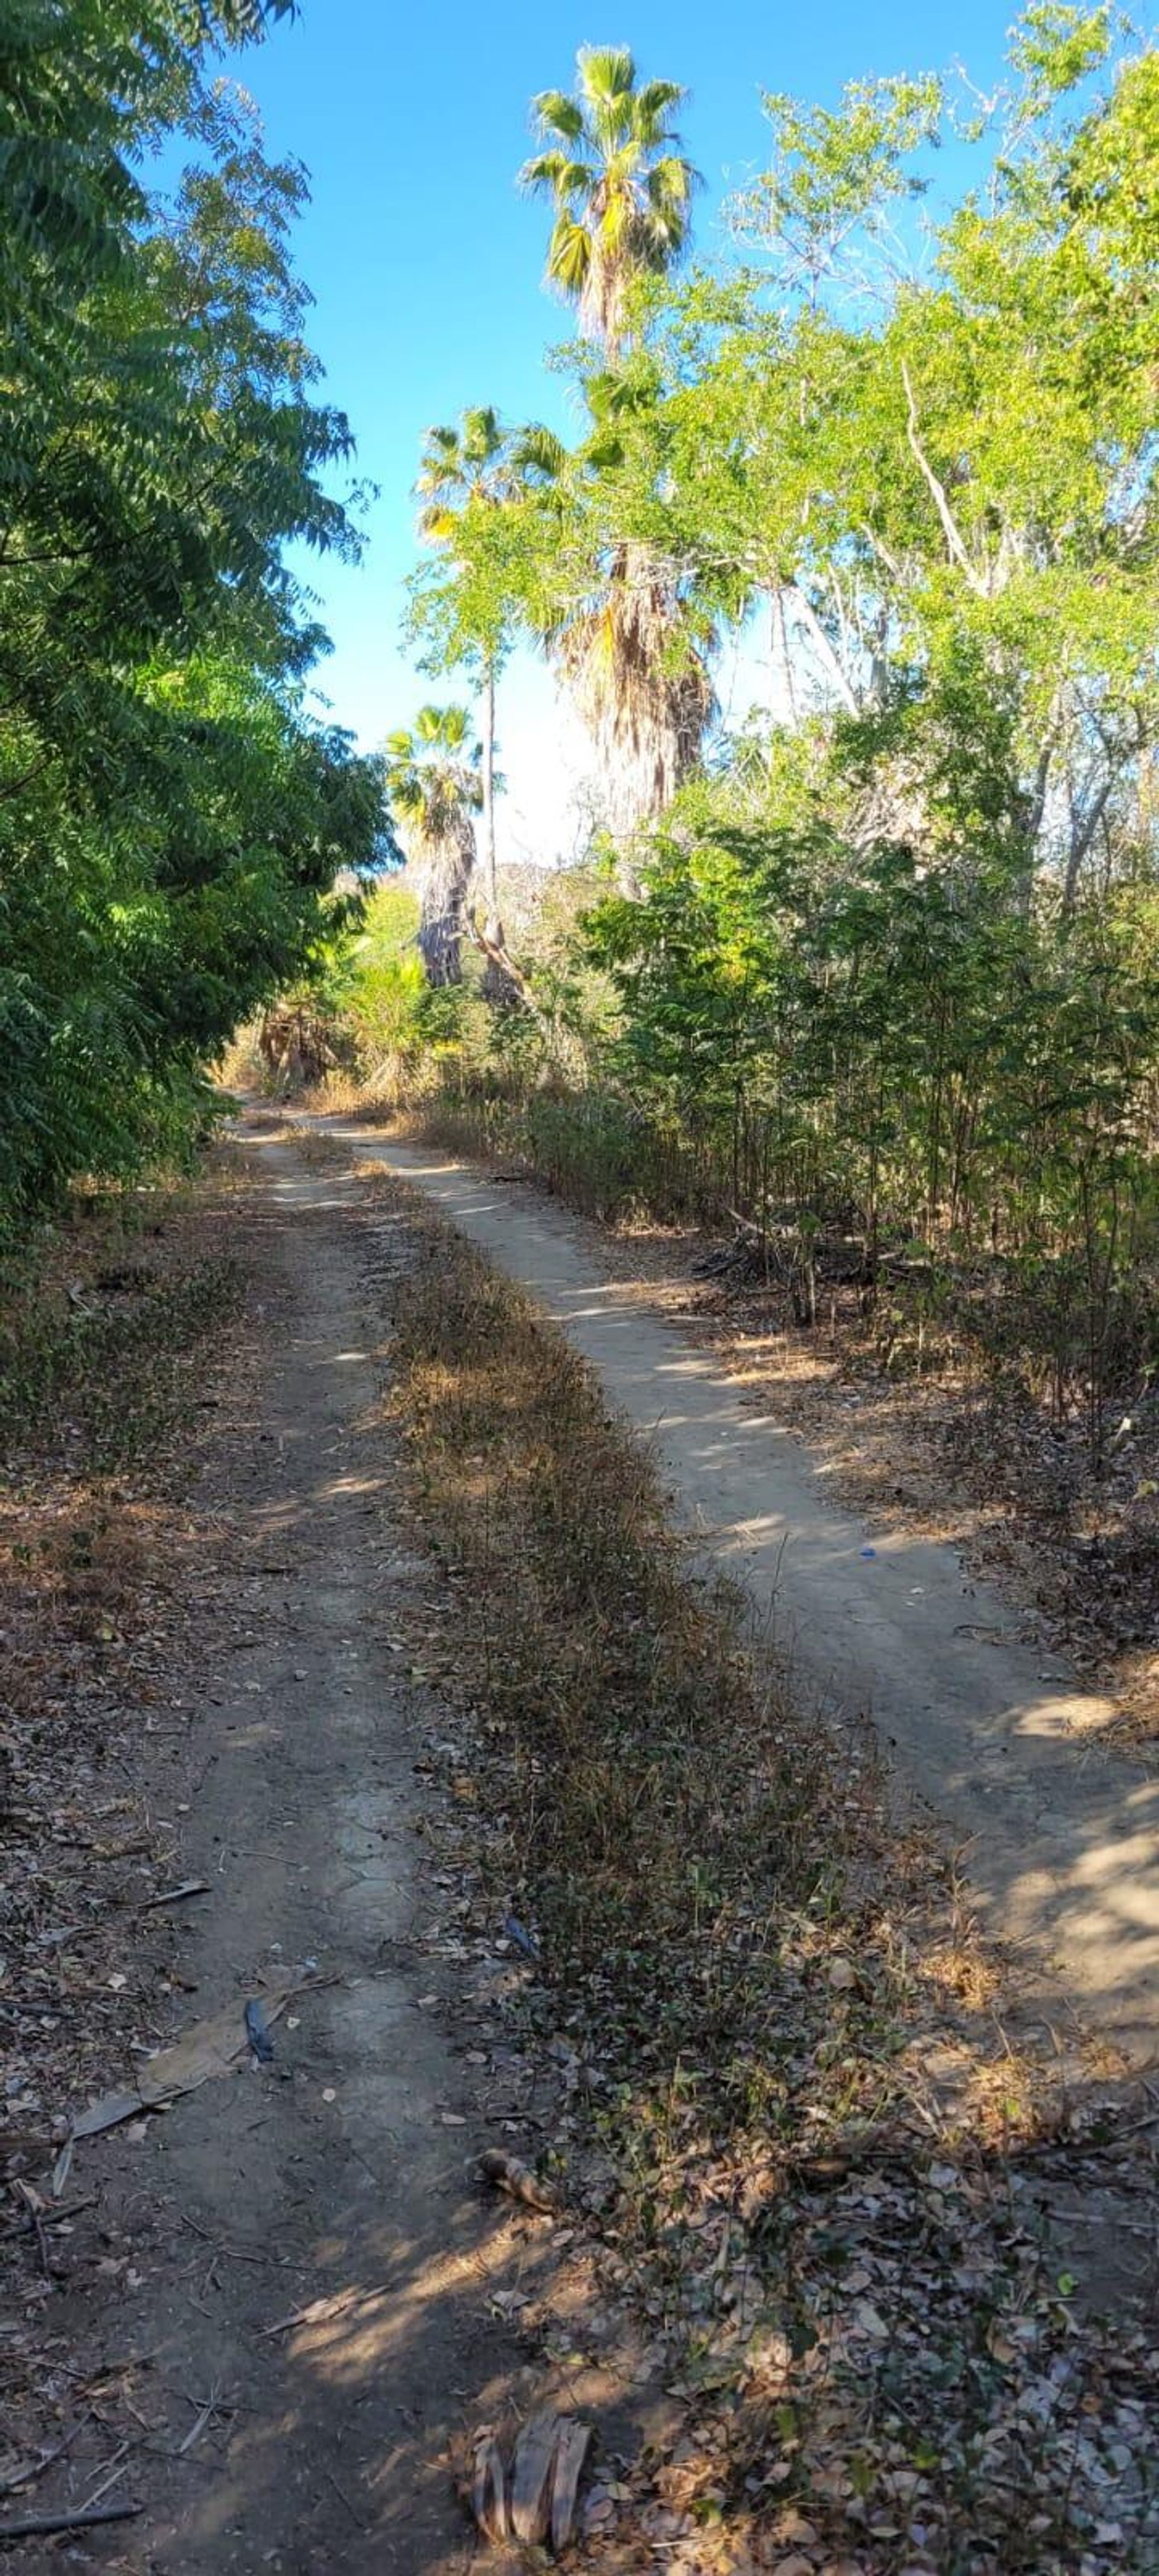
549 2417 592 2553
70 1978 298 2140
470 2434 508 2545
510 2414 561 2545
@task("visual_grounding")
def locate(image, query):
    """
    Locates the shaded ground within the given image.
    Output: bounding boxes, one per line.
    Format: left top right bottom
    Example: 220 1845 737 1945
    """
608 1247 1159 1750
553 1224 1159 1748
385 1102 1159 1745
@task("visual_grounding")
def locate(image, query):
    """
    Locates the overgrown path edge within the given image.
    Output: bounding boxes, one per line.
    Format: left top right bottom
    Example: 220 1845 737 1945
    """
309 1112 1159 2069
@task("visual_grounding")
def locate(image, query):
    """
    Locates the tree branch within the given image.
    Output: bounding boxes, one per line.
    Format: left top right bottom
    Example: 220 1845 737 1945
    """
786 584 861 718
901 361 986 597
1063 774 1114 911
464 907 548 1024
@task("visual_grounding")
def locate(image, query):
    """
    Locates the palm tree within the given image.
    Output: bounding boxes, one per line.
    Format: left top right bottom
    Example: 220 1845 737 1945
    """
519 55 707 858
520 46 699 359
514 391 715 851
383 706 481 988
415 408 515 925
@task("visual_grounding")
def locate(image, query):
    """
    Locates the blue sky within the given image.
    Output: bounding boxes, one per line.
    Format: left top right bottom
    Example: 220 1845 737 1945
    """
223 0 1018 860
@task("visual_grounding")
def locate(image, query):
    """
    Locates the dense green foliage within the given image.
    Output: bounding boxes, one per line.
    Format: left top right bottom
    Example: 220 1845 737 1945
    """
369 11 1159 1452
0 0 384 1233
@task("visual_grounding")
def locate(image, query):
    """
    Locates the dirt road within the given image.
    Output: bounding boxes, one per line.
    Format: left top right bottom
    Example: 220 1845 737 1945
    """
313 1116 1159 2068
38 1131 551 2572
21 1109 1158 2574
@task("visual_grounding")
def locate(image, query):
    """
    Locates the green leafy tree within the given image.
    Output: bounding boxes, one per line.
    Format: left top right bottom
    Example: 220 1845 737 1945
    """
0 0 386 1234
389 10 1159 1463
415 407 522 928
726 72 942 308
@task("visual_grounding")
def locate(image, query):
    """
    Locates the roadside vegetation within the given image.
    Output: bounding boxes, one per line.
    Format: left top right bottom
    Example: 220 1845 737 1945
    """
0 1 385 1246
284 18 1159 1504
0 1153 257 2447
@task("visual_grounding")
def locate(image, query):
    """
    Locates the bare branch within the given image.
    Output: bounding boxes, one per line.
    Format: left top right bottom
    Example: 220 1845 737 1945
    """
786 584 861 718
901 360 986 596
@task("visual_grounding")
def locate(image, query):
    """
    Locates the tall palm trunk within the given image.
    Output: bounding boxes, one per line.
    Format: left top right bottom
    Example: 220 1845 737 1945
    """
563 542 715 847
415 815 475 986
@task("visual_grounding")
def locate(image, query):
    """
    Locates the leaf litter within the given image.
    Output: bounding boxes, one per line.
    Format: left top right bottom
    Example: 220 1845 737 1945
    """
0 1151 266 2523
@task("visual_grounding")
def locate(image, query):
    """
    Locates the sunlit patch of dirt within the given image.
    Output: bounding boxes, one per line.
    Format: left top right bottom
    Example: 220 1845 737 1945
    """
519 1206 1159 1751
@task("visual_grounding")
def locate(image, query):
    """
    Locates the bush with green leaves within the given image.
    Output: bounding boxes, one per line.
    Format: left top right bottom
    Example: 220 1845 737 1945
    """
0 0 385 1236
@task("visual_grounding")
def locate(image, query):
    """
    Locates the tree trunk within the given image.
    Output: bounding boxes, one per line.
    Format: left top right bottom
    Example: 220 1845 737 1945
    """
415 816 475 988
477 658 520 1002
482 658 498 916
772 586 797 729
563 543 715 867
1062 773 1113 916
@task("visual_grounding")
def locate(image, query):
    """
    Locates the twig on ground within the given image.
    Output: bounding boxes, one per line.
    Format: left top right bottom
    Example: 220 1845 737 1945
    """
0 2414 94 2500
78 2444 131 2510
0 2502 141 2542
324 2466 365 2528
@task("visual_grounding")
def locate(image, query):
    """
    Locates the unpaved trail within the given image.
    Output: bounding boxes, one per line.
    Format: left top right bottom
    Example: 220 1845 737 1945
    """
45 1131 549 2574
311 1116 1159 2068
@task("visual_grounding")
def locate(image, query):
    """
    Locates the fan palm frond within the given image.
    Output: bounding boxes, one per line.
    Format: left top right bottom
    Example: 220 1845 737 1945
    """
511 422 569 484
519 150 595 202
547 214 593 296
633 78 689 137
528 88 586 141
520 46 697 355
